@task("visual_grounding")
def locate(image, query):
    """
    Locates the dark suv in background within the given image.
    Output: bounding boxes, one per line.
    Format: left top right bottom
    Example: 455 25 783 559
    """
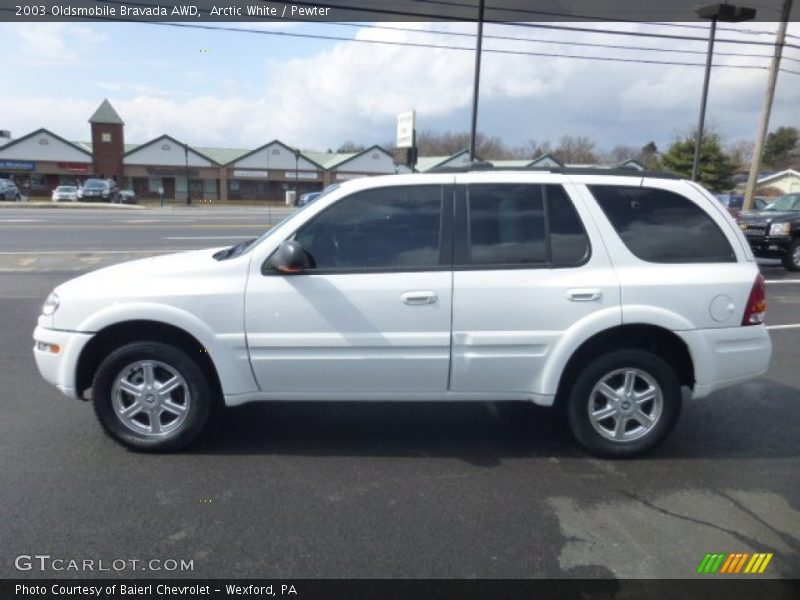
737 193 800 271
80 178 119 202
0 178 21 201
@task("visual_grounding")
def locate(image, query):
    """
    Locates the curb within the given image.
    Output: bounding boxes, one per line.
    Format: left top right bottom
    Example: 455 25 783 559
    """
0 201 145 210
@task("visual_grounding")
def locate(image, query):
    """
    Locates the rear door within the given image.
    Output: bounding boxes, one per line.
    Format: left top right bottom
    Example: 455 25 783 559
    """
450 173 621 395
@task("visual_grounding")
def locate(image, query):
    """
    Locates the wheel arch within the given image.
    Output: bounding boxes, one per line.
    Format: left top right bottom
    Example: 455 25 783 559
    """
553 324 695 407
75 320 223 402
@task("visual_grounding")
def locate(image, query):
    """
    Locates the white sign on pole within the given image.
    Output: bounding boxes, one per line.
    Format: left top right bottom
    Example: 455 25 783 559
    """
396 110 415 149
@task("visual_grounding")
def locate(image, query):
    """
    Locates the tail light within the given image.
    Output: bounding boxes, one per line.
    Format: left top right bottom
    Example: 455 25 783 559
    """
742 273 767 326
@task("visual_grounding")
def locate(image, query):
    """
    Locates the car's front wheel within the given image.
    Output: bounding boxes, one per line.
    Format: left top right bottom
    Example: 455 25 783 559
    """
782 238 800 272
566 350 681 458
92 341 213 451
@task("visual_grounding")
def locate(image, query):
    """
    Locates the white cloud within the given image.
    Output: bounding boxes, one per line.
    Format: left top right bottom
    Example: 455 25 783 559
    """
12 23 106 64
0 21 798 152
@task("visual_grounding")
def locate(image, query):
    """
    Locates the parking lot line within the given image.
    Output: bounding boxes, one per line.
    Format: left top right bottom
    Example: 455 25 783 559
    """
765 280 800 284
766 323 800 330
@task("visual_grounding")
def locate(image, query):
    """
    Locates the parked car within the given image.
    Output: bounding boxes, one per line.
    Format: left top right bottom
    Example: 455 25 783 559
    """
0 178 21 201
297 191 321 207
117 189 137 204
737 192 800 271
80 178 119 202
33 169 771 457
715 193 768 218
298 184 341 207
52 185 79 202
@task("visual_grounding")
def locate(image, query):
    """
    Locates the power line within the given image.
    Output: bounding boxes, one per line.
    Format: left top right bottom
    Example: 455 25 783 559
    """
328 21 800 64
54 16 798 75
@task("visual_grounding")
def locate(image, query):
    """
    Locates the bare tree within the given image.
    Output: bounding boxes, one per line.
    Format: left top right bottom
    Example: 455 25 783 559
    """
336 141 367 153
553 135 598 164
727 139 755 172
514 139 553 159
414 130 516 159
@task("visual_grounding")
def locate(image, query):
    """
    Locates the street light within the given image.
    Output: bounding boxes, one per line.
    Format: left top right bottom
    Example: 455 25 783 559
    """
692 3 757 182
293 148 301 207
184 142 191 205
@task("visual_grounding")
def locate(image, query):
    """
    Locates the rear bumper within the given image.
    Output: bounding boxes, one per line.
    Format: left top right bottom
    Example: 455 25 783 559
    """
677 325 771 399
33 326 94 400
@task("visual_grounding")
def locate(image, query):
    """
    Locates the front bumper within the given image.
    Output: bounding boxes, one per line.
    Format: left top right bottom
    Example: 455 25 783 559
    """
743 234 791 257
677 325 771 399
33 326 94 400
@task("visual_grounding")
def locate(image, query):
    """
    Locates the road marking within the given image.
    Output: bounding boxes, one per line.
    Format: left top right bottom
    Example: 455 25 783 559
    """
0 219 41 223
164 236 253 240
0 249 189 255
118 219 196 223
766 323 800 330
765 280 800 284
0 224 268 228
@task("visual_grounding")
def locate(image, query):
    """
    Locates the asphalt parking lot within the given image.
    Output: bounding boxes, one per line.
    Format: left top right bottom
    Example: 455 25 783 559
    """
0 206 798 581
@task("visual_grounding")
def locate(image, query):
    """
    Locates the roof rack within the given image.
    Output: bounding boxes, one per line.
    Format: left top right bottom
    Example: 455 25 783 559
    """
427 162 680 179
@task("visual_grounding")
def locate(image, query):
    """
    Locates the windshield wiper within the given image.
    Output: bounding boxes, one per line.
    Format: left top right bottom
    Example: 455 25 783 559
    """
213 238 256 260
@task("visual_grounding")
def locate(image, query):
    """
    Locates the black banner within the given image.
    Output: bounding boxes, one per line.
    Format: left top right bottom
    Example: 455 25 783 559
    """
0 0 797 23
4 579 800 600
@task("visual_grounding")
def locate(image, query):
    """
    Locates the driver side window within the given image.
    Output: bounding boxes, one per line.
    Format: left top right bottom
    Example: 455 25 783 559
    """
294 185 443 271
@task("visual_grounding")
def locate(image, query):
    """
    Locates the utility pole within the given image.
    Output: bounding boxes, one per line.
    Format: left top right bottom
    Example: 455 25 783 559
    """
744 0 793 211
692 17 717 181
692 3 757 182
468 0 485 162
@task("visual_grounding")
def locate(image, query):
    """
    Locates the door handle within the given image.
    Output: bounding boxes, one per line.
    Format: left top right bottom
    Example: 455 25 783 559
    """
402 291 438 305
566 288 602 302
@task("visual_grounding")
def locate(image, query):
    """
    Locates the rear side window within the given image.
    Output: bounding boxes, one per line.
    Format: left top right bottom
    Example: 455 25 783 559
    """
589 186 735 263
464 184 589 267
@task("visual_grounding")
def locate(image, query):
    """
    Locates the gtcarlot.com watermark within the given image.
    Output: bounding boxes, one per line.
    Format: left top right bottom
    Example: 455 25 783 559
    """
14 554 194 573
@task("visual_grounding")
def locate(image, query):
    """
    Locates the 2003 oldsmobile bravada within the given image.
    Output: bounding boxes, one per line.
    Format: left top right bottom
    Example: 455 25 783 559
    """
33 167 771 457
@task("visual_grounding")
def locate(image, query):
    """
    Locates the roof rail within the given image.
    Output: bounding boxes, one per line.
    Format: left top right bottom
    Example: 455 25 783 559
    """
428 164 680 179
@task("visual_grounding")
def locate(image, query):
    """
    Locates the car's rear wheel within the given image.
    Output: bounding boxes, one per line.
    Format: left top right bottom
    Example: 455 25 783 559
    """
92 341 212 451
782 239 800 272
566 350 681 458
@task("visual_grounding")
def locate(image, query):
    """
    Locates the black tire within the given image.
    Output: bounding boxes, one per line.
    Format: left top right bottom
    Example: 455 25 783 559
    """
781 239 800 272
92 341 213 452
566 350 681 458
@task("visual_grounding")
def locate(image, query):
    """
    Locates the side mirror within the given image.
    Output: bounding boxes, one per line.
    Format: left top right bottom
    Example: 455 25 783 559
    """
269 240 307 274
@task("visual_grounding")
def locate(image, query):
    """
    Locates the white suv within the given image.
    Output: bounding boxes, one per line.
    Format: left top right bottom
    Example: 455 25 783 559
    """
33 169 771 457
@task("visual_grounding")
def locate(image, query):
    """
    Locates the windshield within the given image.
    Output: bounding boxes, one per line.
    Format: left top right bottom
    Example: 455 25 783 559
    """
765 195 800 211
56 186 76 192
84 180 106 189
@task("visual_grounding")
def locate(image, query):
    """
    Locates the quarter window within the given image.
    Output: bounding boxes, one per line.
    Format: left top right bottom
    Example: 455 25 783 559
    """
589 186 735 263
295 186 442 271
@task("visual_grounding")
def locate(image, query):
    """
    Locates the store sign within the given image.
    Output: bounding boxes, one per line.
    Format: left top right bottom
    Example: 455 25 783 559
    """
284 171 318 180
233 170 269 179
0 160 35 171
146 167 198 177
396 110 415 149
336 173 368 181
57 162 90 173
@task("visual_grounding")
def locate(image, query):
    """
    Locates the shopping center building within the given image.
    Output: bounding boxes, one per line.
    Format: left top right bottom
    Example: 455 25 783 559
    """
0 100 397 201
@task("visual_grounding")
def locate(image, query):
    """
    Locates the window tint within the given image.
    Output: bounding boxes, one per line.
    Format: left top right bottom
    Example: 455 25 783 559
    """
548 185 590 265
468 184 546 265
295 186 442 270
465 184 589 267
589 185 735 263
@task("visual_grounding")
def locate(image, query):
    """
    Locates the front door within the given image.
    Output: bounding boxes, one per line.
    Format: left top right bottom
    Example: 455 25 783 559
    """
244 183 454 395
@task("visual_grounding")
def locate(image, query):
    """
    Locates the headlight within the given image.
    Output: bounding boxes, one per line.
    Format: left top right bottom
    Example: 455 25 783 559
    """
42 292 60 316
769 222 791 236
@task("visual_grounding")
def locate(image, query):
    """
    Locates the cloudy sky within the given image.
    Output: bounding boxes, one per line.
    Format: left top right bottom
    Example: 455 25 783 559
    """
1 18 799 155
